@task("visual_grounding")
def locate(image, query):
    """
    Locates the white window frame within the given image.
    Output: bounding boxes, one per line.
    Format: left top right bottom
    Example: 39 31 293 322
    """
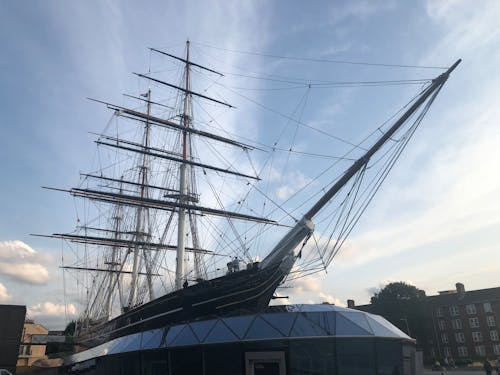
466 304 477 315
441 333 449 343
458 346 468 357
490 330 499 341
455 332 465 343
472 331 483 342
469 317 480 328
487 316 496 327
484 302 493 313
438 320 446 330
449 305 460 316
494 344 500 355
452 319 463 330
475 345 485 356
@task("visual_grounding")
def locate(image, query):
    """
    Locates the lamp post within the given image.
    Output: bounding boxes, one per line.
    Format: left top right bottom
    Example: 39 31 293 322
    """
400 317 411 336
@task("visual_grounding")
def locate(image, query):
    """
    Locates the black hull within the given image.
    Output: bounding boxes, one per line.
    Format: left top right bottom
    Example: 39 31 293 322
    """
78 263 285 347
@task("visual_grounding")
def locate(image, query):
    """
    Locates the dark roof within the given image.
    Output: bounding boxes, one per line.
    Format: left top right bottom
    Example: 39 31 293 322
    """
427 287 500 307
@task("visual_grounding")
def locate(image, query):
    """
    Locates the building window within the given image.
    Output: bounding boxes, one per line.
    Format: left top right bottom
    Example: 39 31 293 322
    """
436 307 444 317
487 316 496 327
472 331 483 342
452 319 463 330
430 348 436 358
484 302 493 313
475 345 486 356
458 346 468 357
490 330 499 341
469 317 480 328
494 345 500 355
438 320 446 330
466 304 477 314
455 332 465 343
449 305 460 316
444 347 451 357
441 333 449 343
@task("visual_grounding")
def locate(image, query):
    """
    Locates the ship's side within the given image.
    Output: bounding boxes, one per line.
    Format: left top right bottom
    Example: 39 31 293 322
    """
77 261 286 347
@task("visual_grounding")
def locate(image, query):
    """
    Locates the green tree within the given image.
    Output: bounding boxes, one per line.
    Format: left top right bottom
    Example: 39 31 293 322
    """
370 282 428 347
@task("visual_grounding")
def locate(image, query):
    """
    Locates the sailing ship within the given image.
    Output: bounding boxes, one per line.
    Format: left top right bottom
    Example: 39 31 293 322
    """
37 41 460 347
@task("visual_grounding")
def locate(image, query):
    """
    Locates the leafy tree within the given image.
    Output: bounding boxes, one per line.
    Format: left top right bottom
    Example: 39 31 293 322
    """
370 282 428 347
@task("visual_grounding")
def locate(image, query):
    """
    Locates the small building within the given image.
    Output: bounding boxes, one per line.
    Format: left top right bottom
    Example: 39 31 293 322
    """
0 304 26 373
17 319 49 367
64 304 417 375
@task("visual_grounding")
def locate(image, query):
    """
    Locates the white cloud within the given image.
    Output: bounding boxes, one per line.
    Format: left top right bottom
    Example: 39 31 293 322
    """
0 283 12 302
0 240 50 284
27 302 78 330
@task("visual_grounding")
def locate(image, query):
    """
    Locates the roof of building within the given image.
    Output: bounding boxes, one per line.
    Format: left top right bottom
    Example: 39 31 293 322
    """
67 304 412 365
427 286 500 306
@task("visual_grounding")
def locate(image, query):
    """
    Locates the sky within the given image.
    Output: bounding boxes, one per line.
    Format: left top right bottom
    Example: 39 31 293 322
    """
0 0 499 329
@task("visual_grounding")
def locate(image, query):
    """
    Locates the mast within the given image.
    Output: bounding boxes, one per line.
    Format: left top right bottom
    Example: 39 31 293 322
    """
127 88 152 308
176 41 191 290
261 59 461 269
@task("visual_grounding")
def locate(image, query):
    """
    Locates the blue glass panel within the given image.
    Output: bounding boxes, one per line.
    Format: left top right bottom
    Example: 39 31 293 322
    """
204 320 238 343
261 313 295 336
336 313 372 336
166 324 187 346
245 316 284 340
121 332 142 352
339 312 373 334
171 325 199 347
108 336 128 354
141 328 167 349
367 314 405 338
189 320 217 342
290 313 328 337
222 315 253 339
325 312 336 335
304 312 329 331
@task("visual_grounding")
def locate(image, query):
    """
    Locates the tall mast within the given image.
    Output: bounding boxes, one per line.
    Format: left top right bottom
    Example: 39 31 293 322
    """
128 87 152 307
176 41 191 290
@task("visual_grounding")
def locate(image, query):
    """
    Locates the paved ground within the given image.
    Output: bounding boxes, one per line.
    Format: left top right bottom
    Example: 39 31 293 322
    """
423 369 486 375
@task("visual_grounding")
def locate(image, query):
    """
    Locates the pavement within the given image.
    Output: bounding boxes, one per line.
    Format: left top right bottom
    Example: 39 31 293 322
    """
423 369 486 375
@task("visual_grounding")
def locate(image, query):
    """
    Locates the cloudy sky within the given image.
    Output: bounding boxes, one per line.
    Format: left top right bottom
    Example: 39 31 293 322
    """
0 0 499 329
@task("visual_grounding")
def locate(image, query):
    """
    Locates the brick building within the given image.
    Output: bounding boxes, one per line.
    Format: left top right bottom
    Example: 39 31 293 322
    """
17 319 48 367
427 282 500 361
349 282 500 362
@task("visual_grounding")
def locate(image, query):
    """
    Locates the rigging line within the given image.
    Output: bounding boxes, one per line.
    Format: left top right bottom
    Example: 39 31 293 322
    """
323 165 367 262
193 41 449 70
278 87 312 205
323 89 440 266
255 83 432 223
212 79 366 150
224 71 433 87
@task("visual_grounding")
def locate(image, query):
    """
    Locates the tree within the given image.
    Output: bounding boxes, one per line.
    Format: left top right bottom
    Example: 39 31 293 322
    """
370 282 428 347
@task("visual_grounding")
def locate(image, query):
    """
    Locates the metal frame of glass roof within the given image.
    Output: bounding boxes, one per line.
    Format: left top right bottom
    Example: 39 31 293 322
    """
67 304 412 365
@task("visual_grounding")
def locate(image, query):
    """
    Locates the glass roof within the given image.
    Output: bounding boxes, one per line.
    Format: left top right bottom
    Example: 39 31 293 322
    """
67 304 411 365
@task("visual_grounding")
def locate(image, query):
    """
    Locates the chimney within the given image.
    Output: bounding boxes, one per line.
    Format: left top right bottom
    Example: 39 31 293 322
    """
456 283 465 299
347 299 355 309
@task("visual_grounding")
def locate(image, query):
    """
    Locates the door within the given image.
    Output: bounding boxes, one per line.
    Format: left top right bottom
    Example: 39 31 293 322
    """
245 351 286 375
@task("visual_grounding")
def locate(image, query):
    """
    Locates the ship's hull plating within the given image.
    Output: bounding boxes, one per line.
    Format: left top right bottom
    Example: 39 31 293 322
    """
78 263 284 347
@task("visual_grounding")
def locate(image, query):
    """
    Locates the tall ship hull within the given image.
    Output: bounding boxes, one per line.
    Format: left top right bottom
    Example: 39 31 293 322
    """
38 41 460 348
79 261 286 347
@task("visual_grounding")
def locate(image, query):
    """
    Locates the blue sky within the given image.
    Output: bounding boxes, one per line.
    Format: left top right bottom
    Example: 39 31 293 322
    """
0 0 499 328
